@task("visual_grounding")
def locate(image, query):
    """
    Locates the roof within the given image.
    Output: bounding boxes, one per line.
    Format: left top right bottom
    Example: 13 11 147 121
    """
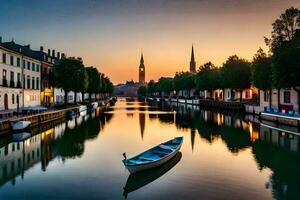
0 40 57 64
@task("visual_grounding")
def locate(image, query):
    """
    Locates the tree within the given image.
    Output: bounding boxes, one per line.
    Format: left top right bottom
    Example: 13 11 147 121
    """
251 48 272 106
147 80 156 96
99 73 107 96
195 62 221 98
137 86 147 97
272 31 300 112
157 77 173 97
173 72 195 97
53 57 88 105
222 55 251 101
103 76 114 95
266 7 300 51
86 67 101 101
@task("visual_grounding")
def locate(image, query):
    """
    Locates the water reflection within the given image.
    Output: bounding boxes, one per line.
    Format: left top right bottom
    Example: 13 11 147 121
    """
0 99 299 199
0 109 112 187
123 152 182 199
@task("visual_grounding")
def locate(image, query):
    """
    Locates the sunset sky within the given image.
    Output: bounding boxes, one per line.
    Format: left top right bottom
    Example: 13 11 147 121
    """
1 0 300 84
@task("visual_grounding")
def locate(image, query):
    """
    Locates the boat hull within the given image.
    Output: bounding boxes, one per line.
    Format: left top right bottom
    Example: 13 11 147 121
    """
11 121 31 131
125 147 180 174
123 137 183 173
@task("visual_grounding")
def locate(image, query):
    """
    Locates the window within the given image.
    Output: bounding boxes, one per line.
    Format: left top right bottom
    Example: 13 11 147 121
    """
27 61 30 70
36 78 39 90
264 91 269 102
17 73 20 82
23 75 25 88
23 60 25 68
32 77 35 89
12 94 14 104
10 71 14 82
10 55 14 66
36 64 40 72
17 57 20 67
3 69 7 80
2 53 6 64
32 63 35 71
27 76 30 89
284 91 291 103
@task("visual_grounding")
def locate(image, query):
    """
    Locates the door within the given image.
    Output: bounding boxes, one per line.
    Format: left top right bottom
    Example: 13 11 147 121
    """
4 94 8 110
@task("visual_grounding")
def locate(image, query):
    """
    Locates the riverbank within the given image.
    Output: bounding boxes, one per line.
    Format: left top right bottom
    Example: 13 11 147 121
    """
148 97 300 130
0 101 109 135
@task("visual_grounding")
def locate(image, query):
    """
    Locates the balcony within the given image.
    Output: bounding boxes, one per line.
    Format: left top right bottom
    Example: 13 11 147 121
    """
2 79 8 87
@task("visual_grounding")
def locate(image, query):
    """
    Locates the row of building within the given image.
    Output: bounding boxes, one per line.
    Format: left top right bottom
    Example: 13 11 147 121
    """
183 46 299 115
0 37 94 114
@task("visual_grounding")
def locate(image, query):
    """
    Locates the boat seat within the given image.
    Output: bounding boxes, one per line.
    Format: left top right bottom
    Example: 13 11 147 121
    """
153 150 169 156
139 155 161 161
159 144 173 150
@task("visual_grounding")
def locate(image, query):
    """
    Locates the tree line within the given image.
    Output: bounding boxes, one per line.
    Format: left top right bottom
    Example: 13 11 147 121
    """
138 7 300 106
53 57 114 105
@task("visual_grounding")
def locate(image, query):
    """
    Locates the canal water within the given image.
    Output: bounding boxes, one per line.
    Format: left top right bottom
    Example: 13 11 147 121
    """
0 98 300 199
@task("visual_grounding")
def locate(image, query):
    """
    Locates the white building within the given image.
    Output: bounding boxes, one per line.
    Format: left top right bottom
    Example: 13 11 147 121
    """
0 40 23 111
260 89 299 114
54 88 83 105
0 40 42 112
22 48 41 107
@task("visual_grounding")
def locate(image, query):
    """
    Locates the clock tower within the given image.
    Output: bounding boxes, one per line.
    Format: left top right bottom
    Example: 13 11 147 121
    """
139 53 145 83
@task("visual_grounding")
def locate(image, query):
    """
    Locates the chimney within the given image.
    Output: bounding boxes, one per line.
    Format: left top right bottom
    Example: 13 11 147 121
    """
48 49 51 55
52 49 55 57
0 36 2 43
61 53 66 58
57 52 60 59
40 46 44 52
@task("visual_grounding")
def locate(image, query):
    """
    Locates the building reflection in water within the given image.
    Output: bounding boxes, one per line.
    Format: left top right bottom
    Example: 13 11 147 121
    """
150 101 300 200
1 99 300 200
0 109 112 187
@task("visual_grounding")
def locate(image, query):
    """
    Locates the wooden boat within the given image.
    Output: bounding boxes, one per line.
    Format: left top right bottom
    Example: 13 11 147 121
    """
123 152 182 198
11 120 31 131
122 137 183 173
13 132 31 142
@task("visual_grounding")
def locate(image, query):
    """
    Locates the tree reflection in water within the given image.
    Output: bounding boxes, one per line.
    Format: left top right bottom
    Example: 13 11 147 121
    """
0 109 113 187
150 101 300 200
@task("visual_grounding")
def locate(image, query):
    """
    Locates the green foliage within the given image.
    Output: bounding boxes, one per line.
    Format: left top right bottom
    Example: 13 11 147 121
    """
86 67 101 94
53 57 88 94
173 72 195 92
222 55 251 90
195 62 221 92
103 76 114 94
157 77 173 93
147 80 156 95
266 7 300 51
137 85 147 97
251 48 272 90
272 31 300 89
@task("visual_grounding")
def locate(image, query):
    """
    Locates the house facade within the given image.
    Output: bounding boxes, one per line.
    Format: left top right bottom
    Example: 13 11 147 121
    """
0 40 23 111
22 52 41 107
260 89 299 114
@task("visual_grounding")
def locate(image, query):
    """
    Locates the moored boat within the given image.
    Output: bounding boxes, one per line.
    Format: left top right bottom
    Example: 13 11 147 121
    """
122 136 183 173
13 132 31 141
11 120 31 131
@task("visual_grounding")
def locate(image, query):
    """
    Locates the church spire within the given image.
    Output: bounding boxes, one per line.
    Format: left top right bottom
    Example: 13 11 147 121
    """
190 45 196 73
139 52 145 83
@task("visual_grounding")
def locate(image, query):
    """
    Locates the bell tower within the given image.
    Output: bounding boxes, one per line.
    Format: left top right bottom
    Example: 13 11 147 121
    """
139 53 145 83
